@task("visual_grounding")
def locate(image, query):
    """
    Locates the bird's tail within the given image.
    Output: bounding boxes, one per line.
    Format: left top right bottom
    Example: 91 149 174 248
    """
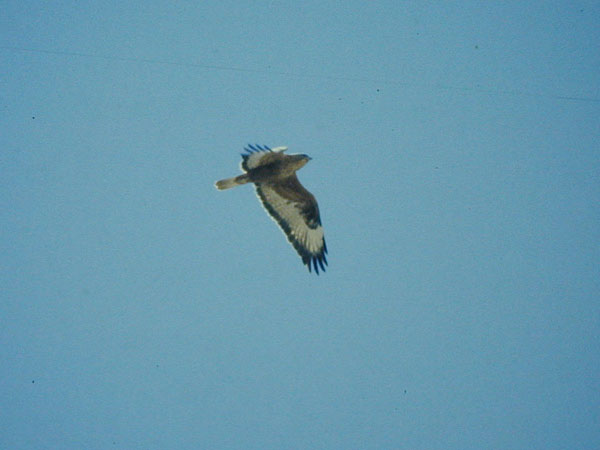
214 174 250 190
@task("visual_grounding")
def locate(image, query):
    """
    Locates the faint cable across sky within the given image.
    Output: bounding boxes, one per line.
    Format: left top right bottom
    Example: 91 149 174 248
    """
2 45 599 103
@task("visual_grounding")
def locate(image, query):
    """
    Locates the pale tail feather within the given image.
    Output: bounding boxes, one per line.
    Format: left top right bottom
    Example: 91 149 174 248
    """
215 174 250 190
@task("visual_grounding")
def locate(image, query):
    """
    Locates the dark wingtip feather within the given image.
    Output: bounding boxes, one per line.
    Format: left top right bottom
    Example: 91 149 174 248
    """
317 257 326 272
244 144 272 154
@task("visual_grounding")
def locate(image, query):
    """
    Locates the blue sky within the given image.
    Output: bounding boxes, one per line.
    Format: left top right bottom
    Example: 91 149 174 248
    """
2 1 599 449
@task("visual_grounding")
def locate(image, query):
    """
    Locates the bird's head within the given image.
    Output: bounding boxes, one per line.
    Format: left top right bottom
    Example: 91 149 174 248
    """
293 154 312 169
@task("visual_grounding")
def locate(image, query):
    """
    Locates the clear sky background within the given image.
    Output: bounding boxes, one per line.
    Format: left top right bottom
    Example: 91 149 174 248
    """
2 1 599 449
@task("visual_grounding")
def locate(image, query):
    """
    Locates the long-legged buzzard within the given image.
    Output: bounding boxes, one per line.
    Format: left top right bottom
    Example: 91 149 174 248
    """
215 144 328 274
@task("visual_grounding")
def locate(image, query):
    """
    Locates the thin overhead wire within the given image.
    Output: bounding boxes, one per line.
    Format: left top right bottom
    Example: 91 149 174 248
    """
2 45 599 103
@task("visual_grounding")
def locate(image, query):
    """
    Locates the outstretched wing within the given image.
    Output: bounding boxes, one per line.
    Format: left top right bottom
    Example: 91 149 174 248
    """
255 175 327 274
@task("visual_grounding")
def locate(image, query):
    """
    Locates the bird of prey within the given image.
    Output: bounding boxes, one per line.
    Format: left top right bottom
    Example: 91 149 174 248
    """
215 144 328 274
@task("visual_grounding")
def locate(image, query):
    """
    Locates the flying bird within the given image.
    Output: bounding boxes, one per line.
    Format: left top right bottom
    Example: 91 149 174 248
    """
215 144 328 274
